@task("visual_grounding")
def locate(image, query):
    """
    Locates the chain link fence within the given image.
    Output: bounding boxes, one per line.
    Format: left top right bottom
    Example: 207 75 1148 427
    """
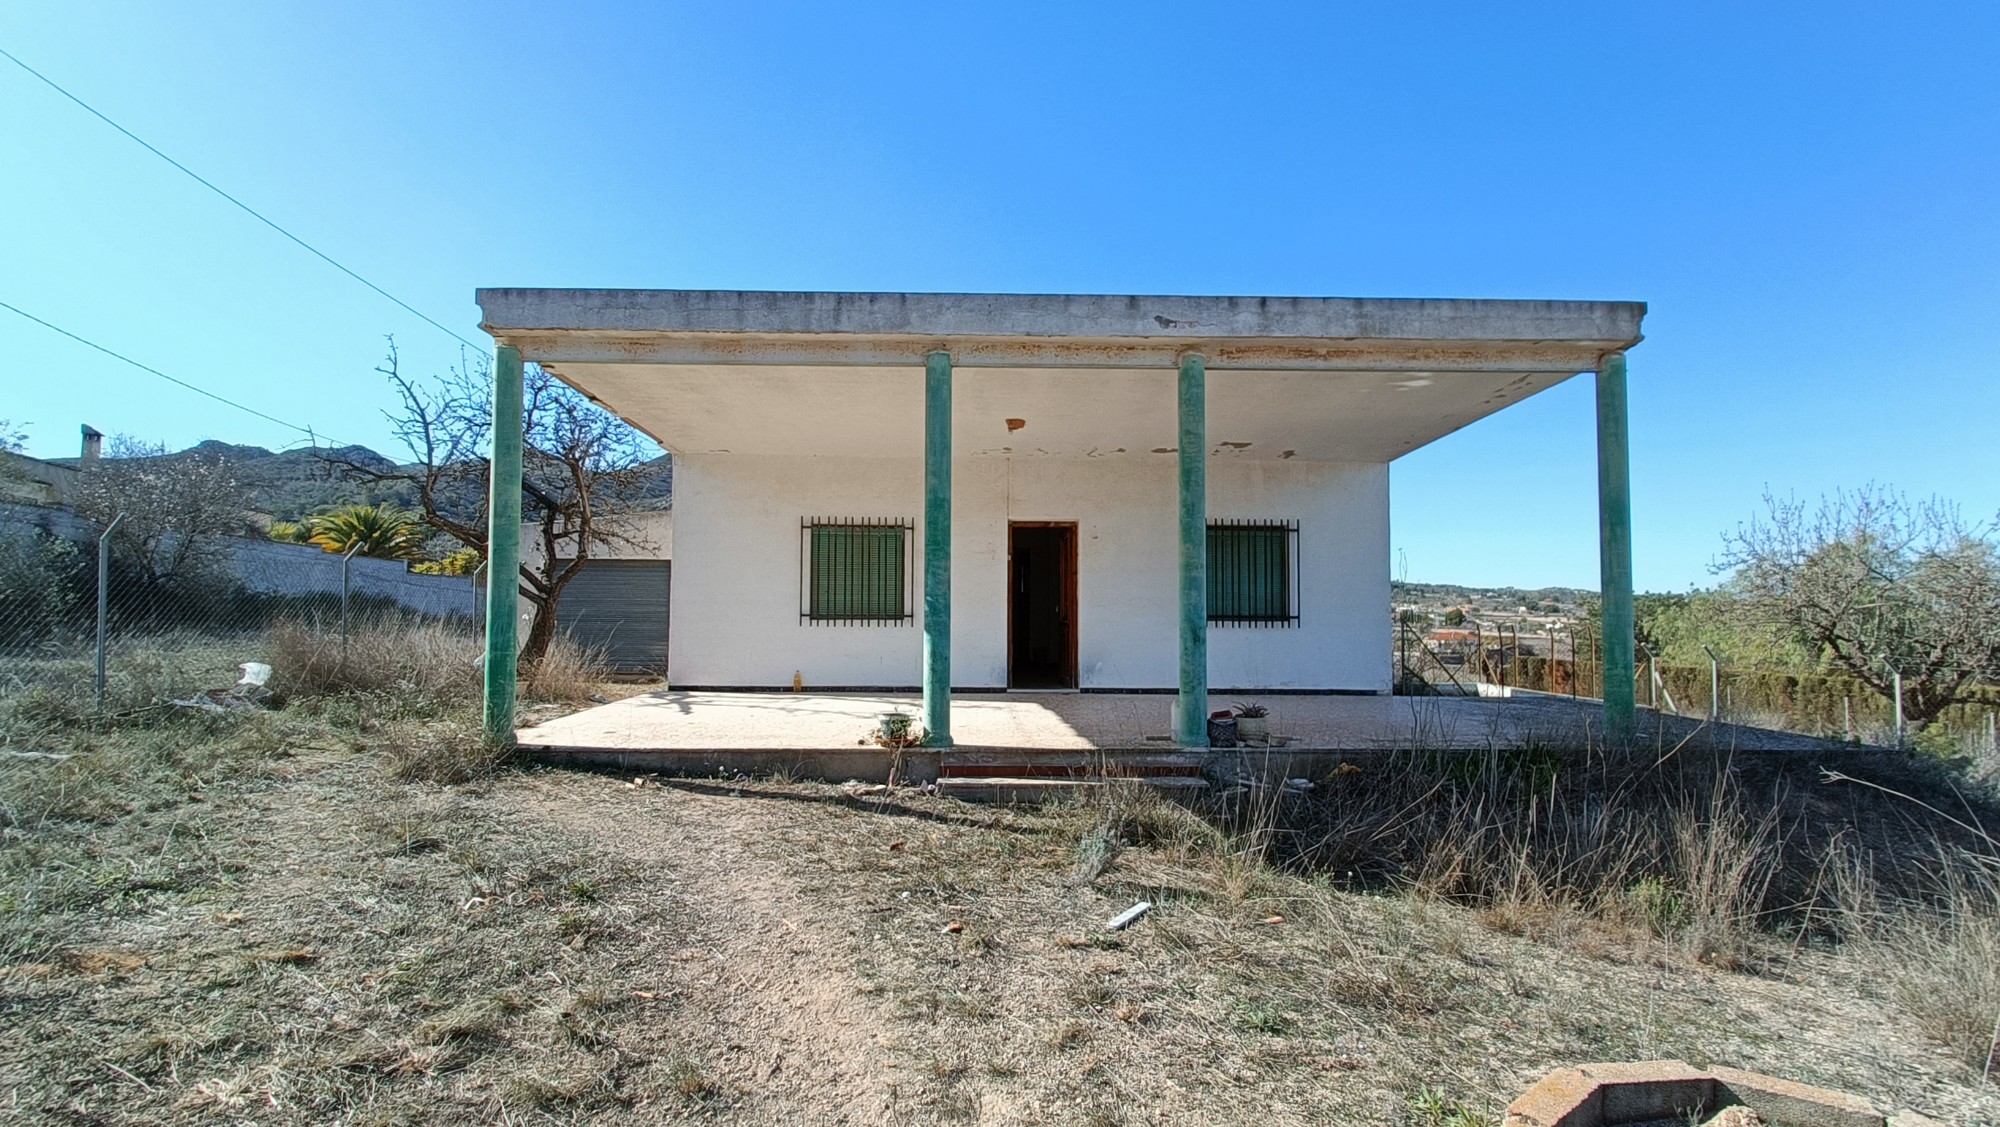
1396 616 2000 758
1 502 481 726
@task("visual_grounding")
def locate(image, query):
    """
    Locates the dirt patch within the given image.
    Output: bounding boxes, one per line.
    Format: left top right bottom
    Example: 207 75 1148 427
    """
507 777 901 1123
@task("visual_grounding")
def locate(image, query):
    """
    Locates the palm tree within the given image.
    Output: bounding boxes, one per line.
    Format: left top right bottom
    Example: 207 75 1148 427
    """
307 504 425 560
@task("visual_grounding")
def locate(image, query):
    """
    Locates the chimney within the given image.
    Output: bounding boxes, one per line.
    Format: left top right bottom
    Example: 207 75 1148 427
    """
80 425 103 463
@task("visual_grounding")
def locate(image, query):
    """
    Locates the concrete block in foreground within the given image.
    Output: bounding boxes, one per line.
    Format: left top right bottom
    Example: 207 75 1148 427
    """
1580 1060 1715 1124
1507 1061 1899 1127
1709 1066 1886 1127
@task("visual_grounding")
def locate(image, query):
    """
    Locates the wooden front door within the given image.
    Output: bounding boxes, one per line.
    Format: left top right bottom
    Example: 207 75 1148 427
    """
1008 522 1078 689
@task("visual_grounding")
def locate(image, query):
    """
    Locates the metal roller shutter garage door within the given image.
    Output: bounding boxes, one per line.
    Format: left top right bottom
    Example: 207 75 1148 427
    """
553 560 670 670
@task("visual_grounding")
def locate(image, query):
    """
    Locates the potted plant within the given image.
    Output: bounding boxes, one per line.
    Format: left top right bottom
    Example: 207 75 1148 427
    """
1232 701 1270 744
877 711 915 745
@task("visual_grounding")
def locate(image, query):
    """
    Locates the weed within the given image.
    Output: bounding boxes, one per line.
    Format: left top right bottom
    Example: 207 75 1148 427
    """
1071 824 1122 884
380 715 509 783
1410 1084 1490 1127
267 617 481 705
522 633 611 704
666 1056 721 1101
1234 1001 1293 1034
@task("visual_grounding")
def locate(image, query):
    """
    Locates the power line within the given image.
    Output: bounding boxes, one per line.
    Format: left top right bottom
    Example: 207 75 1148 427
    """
1 299 346 446
0 44 485 353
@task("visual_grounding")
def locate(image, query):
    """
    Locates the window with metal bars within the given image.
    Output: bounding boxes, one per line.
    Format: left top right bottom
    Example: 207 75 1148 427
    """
800 517 913 625
1207 520 1300 626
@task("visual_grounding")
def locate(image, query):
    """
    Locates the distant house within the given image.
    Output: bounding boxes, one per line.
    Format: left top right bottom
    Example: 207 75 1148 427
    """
0 426 92 506
474 289 1645 745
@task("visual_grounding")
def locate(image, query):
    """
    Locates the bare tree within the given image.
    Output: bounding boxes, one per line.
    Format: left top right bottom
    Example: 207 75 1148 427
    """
1722 487 2000 729
70 437 248 590
0 420 31 488
326 341 661 667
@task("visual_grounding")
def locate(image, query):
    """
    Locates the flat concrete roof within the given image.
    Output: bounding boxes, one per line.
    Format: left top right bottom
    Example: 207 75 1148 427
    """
476 289 1643 371
474 289 1646 461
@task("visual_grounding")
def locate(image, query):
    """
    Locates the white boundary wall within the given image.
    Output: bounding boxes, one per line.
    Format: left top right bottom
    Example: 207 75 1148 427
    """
228 539 476 619
670 455 1388 691
0 502 475 620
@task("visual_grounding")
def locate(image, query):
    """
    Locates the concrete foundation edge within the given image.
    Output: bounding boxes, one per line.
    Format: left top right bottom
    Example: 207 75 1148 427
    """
1505 1060 1917 1127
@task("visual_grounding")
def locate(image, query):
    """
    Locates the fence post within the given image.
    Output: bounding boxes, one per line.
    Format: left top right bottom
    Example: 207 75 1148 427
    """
1549 625 1559 695
1702 645 1722 723
1398 613 1408 695
94 513 125 711
340 542 363 667
1884 658 1904 748
471 561 488 641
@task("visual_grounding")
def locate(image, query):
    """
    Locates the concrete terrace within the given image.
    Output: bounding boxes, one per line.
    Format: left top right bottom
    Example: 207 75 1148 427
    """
517 691 1837 777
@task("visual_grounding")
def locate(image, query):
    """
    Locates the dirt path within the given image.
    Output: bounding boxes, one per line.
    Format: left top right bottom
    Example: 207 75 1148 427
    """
507 776 899 1124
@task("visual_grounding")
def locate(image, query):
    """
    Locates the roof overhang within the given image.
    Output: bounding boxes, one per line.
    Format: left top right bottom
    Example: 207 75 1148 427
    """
476 289 1644 462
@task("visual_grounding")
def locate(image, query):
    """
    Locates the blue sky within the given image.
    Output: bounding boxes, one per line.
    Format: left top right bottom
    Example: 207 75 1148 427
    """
4 2 1996 592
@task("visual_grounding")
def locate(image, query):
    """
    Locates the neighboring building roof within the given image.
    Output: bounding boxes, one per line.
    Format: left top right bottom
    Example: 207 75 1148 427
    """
0 451 80 506
476 289 1646 463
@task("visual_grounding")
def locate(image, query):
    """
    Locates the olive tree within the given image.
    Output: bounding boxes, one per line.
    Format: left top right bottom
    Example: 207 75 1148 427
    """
1722 487 2000 729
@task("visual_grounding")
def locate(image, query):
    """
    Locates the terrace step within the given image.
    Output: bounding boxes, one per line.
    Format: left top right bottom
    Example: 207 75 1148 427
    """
935 774 1209 805
937 750 1207 779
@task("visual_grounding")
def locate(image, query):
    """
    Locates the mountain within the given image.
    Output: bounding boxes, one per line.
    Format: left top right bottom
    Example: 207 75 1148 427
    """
55 441 671 523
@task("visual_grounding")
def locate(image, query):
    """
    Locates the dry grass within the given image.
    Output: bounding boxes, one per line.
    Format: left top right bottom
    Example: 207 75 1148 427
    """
1251 747 1993 953
733 776 2000 1124
266 616 483 704
0 711 709 1122
1865 875 2000 1076
380 714 514 783
522 633 612 704
5 634 2000 1124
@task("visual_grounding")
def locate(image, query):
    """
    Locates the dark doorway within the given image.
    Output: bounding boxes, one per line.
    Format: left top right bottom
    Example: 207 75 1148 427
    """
1008 522 1077 689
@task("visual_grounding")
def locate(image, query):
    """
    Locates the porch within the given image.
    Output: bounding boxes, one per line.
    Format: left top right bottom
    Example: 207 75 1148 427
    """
515 690 1836 787
475 289 1648 750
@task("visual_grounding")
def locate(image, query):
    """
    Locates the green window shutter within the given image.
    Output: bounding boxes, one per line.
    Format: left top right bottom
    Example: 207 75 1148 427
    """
1208 523 1292 622
808 521 908 621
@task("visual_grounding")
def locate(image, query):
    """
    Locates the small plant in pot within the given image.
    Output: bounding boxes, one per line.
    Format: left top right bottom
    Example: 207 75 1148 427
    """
1232 701 1270 744
877 710 915 746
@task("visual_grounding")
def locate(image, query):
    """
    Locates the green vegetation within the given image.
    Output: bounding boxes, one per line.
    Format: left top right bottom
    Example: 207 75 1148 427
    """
302 502 426 560
264 519 313 544
413 547 484 576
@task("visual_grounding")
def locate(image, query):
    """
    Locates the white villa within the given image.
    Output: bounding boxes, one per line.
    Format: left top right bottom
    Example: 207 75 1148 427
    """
474 290 1645 748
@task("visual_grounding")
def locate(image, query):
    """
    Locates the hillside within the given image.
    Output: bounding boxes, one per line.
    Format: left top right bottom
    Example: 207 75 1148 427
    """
1391 580 1594 616
53 440 672 522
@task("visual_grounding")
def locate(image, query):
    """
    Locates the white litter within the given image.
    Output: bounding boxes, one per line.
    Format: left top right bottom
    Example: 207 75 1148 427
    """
1106 901 1153 931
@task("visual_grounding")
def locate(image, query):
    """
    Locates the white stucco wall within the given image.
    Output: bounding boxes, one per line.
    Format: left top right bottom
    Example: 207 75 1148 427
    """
518 509 673 568
670 454 1388 692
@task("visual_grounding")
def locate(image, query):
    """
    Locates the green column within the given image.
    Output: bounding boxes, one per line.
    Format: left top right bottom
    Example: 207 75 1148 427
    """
1596 351 1636 747
482 343 525 744
1174 353 1209 747
922 350 953 747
